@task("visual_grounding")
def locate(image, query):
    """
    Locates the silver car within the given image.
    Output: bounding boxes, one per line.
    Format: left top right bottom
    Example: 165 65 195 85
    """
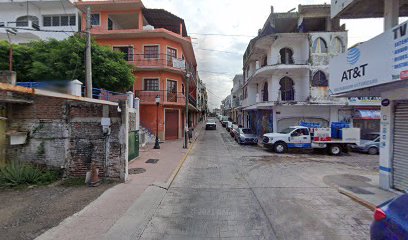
236 128 258 145
351 132 380 155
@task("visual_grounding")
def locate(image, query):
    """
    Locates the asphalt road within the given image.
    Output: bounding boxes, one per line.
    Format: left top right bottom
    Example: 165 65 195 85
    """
138 123 374 240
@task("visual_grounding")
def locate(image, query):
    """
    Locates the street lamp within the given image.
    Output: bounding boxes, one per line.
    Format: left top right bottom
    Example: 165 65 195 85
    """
154 95 161 149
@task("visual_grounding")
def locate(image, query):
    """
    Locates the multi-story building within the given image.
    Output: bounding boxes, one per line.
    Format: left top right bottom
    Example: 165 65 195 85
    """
241 4 380 137
0 0 79 44
221 94 232 119
76 0 198 141
197 77 208 122
230 74 243 125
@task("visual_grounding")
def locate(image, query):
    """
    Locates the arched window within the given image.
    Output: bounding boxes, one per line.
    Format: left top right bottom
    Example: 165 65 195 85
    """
16 15 39 27
312 71 328 87
313 37 328 54
333 37 345 54
262 82 268 102
280 48 294 64
279 77 294 101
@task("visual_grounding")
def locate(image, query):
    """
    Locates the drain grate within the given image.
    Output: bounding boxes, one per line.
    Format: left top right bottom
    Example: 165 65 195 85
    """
129 168 146 174
146 159 159 164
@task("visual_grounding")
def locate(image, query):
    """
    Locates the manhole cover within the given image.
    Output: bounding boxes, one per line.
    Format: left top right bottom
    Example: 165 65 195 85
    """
129 168 146 174
146 159 159 164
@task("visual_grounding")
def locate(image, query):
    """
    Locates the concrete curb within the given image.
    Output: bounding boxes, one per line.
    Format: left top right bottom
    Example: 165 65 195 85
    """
338 187 376 211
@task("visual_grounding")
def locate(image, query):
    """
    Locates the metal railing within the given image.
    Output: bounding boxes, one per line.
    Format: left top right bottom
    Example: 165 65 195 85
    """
82 87 128 102
135 90 187 104
129 54 187 71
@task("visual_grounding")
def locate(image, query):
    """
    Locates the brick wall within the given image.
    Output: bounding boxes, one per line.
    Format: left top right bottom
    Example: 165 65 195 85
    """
5 92 129 181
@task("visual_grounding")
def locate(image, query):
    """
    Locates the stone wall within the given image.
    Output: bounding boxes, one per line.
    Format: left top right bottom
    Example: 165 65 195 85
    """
5 92 129 181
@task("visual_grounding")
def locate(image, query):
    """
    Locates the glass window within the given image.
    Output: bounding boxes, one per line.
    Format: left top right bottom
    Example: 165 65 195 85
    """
61 16 69 26
144 79 159 91
144 45 159 59
279 127 297 134
279 77 295 101
280 48 294 64
333 37 344 54
43 16 51 27
69 15 76 26
52 16 60 26
91 13 100 26
241 129 253 134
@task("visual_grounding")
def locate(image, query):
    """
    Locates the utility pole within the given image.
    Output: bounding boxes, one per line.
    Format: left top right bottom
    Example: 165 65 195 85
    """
184 71 190 149
86 6 93 98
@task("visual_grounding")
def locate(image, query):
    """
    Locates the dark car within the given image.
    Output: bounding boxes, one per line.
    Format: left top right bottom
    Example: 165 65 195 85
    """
230 124 239 137
236 128 258 145
371 193 408 239
205 119 216 130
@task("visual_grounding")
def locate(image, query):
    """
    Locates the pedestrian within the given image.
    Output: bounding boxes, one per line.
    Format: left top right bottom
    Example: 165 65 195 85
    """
188 122 194 143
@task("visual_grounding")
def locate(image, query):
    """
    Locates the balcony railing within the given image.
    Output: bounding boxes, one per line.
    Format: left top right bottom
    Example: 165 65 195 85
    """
135 90 186 105
129 54 187 72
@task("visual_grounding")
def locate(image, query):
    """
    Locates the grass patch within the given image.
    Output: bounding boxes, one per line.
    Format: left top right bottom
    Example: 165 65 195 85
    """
0 163 60 188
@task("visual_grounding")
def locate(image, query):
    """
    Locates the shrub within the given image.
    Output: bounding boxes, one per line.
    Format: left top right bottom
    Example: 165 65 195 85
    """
0 163 59 187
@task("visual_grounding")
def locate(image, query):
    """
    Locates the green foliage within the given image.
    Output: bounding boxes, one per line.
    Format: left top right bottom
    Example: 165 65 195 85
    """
0 163 59 187
0 36 135 92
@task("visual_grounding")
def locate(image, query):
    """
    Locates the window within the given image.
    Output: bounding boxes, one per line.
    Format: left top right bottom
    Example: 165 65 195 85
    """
167 47 177 66
91 13 100 26
108 18 113 30
312 71 328 87
167 80 177 102
16 15 39 27
144 45 159 59
113 46 134 61
262 82 268 102
280 48 294 64
144 79 159 91
313 37 328 54
333 37 344 54
279 77 294 101
43 15 75 27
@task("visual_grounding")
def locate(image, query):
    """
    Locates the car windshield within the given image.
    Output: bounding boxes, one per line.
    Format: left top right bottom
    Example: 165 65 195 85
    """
279 128 297 134
207 119 215 123
362 134 379 141
241 129 253 134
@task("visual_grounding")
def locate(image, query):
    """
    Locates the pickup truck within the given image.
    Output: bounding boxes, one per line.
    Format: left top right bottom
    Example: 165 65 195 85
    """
262 126 360 156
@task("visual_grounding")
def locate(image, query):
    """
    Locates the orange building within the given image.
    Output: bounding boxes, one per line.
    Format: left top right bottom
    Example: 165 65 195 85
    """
76 0 199 140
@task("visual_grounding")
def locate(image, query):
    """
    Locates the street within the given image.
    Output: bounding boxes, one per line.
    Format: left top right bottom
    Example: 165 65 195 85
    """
138 122 374 240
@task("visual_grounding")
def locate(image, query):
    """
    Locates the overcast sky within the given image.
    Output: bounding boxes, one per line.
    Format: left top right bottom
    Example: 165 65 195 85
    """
144 0 391 110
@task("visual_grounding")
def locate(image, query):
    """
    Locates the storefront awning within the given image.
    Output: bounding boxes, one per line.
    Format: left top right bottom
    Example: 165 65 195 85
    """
354 109 381 120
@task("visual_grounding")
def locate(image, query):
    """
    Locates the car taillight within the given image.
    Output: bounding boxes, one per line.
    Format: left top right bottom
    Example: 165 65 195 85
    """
374 208 386 221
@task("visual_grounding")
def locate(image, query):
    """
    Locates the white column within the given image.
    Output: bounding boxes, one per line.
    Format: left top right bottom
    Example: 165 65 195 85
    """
134 97 140 131
69 80 83 97
127 91 134 109
379 99 393 190
384 0 399 31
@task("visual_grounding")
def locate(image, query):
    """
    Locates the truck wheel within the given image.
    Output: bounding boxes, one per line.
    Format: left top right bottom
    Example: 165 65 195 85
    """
274 142 288 154
368 147 379 155
328 144 342 156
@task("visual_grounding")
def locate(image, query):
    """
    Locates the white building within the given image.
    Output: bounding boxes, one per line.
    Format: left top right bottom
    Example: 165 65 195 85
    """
231 74 243 124
241 4 380 137
330 0 408 191
0 0 79 44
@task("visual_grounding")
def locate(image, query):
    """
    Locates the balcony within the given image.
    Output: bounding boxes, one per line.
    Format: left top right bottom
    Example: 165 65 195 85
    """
135 90 185 105
129 54 187 73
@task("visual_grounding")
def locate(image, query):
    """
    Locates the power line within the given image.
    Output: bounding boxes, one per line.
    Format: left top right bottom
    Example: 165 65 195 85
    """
195 48 243 55
190 33 256 38
199 70 239 75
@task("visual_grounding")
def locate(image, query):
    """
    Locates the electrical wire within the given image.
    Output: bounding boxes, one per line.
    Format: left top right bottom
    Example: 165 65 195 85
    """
190 33 256 38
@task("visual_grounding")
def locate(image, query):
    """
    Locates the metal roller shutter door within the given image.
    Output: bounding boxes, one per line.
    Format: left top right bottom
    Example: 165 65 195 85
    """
393 103 408 191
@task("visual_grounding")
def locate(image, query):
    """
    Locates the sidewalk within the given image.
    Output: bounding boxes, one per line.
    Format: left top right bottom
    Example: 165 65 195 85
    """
335 174 400 210
36 125 203 240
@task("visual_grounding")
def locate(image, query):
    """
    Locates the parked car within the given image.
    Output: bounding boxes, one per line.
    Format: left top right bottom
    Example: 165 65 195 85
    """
221 116 229 127
226 121 233 132
351 132 380 155
230 124 239 137
371 193 408 239
236 128 258 145
205 119 216 130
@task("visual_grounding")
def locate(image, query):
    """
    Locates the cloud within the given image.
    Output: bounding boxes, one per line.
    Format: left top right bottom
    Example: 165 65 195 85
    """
144 0 387 110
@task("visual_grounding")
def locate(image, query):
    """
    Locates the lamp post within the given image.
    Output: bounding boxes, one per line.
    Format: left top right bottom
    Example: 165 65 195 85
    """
154 95 161 149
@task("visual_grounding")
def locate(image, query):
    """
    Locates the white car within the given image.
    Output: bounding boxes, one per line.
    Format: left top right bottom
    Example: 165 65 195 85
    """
205 119 217 130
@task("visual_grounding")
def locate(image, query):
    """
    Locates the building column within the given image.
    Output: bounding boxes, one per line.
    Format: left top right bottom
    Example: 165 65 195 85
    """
384 0 399 31
379 99 393 190
138 9 143 30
